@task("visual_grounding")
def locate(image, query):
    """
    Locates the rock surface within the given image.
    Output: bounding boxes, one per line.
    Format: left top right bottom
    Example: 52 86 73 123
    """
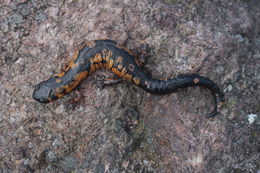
0 0 259 172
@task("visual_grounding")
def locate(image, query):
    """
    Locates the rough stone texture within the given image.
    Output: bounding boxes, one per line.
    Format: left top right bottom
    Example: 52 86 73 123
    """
0 0 259 172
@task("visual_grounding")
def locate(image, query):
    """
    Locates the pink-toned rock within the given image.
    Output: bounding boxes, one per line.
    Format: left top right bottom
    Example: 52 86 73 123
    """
0 0 259 172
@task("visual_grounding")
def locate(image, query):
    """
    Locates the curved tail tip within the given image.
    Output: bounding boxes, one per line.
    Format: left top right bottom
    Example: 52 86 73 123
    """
206 94 224 118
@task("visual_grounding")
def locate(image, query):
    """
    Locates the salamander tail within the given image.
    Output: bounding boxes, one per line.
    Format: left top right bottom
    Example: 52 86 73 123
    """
142 74 224 117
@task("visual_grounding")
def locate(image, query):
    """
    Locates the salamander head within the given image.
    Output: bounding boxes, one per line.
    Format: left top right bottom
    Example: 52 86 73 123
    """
32 78 58 103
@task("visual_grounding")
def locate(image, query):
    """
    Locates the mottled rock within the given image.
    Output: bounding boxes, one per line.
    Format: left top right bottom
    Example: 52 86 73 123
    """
0 0 259 172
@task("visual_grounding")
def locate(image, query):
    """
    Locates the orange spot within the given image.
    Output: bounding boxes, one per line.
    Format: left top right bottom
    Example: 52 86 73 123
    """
194 78 199 84
73 71 89 81
107 58 114 69
120 67 127 76
93 56 97 63
133 77 141 85
102 49 113 68
97 53 102 62
124 74 133 81
72 50 79 61
86 40 96 48
160 78 167 80
64 60 74 72
63 85 73 93
57 72 65 78
111 68 121 77
93 53 102 63
56 93 65 99
62 79 81 93
68 80 81 90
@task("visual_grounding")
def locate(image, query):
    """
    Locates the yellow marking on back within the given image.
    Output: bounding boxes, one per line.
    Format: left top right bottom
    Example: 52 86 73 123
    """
73 71 89 81
120 67 127 76
107 58 114 69
124 74 133 81
62 79 81 93
56 93 65 99
57 72 65 78
111 68 121 76
63 85 73 93
93 53 102 63
97 53 102 62
68 80 81 90
65 60 75 72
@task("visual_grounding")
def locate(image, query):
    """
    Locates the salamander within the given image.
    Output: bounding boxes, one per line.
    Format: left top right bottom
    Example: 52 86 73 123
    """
33 39 224 117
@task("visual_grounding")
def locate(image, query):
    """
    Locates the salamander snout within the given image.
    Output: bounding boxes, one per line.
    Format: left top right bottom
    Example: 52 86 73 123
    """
32 83 52 103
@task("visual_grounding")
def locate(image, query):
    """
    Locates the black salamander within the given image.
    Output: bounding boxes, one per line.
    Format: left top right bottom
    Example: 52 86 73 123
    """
33 39 224 117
